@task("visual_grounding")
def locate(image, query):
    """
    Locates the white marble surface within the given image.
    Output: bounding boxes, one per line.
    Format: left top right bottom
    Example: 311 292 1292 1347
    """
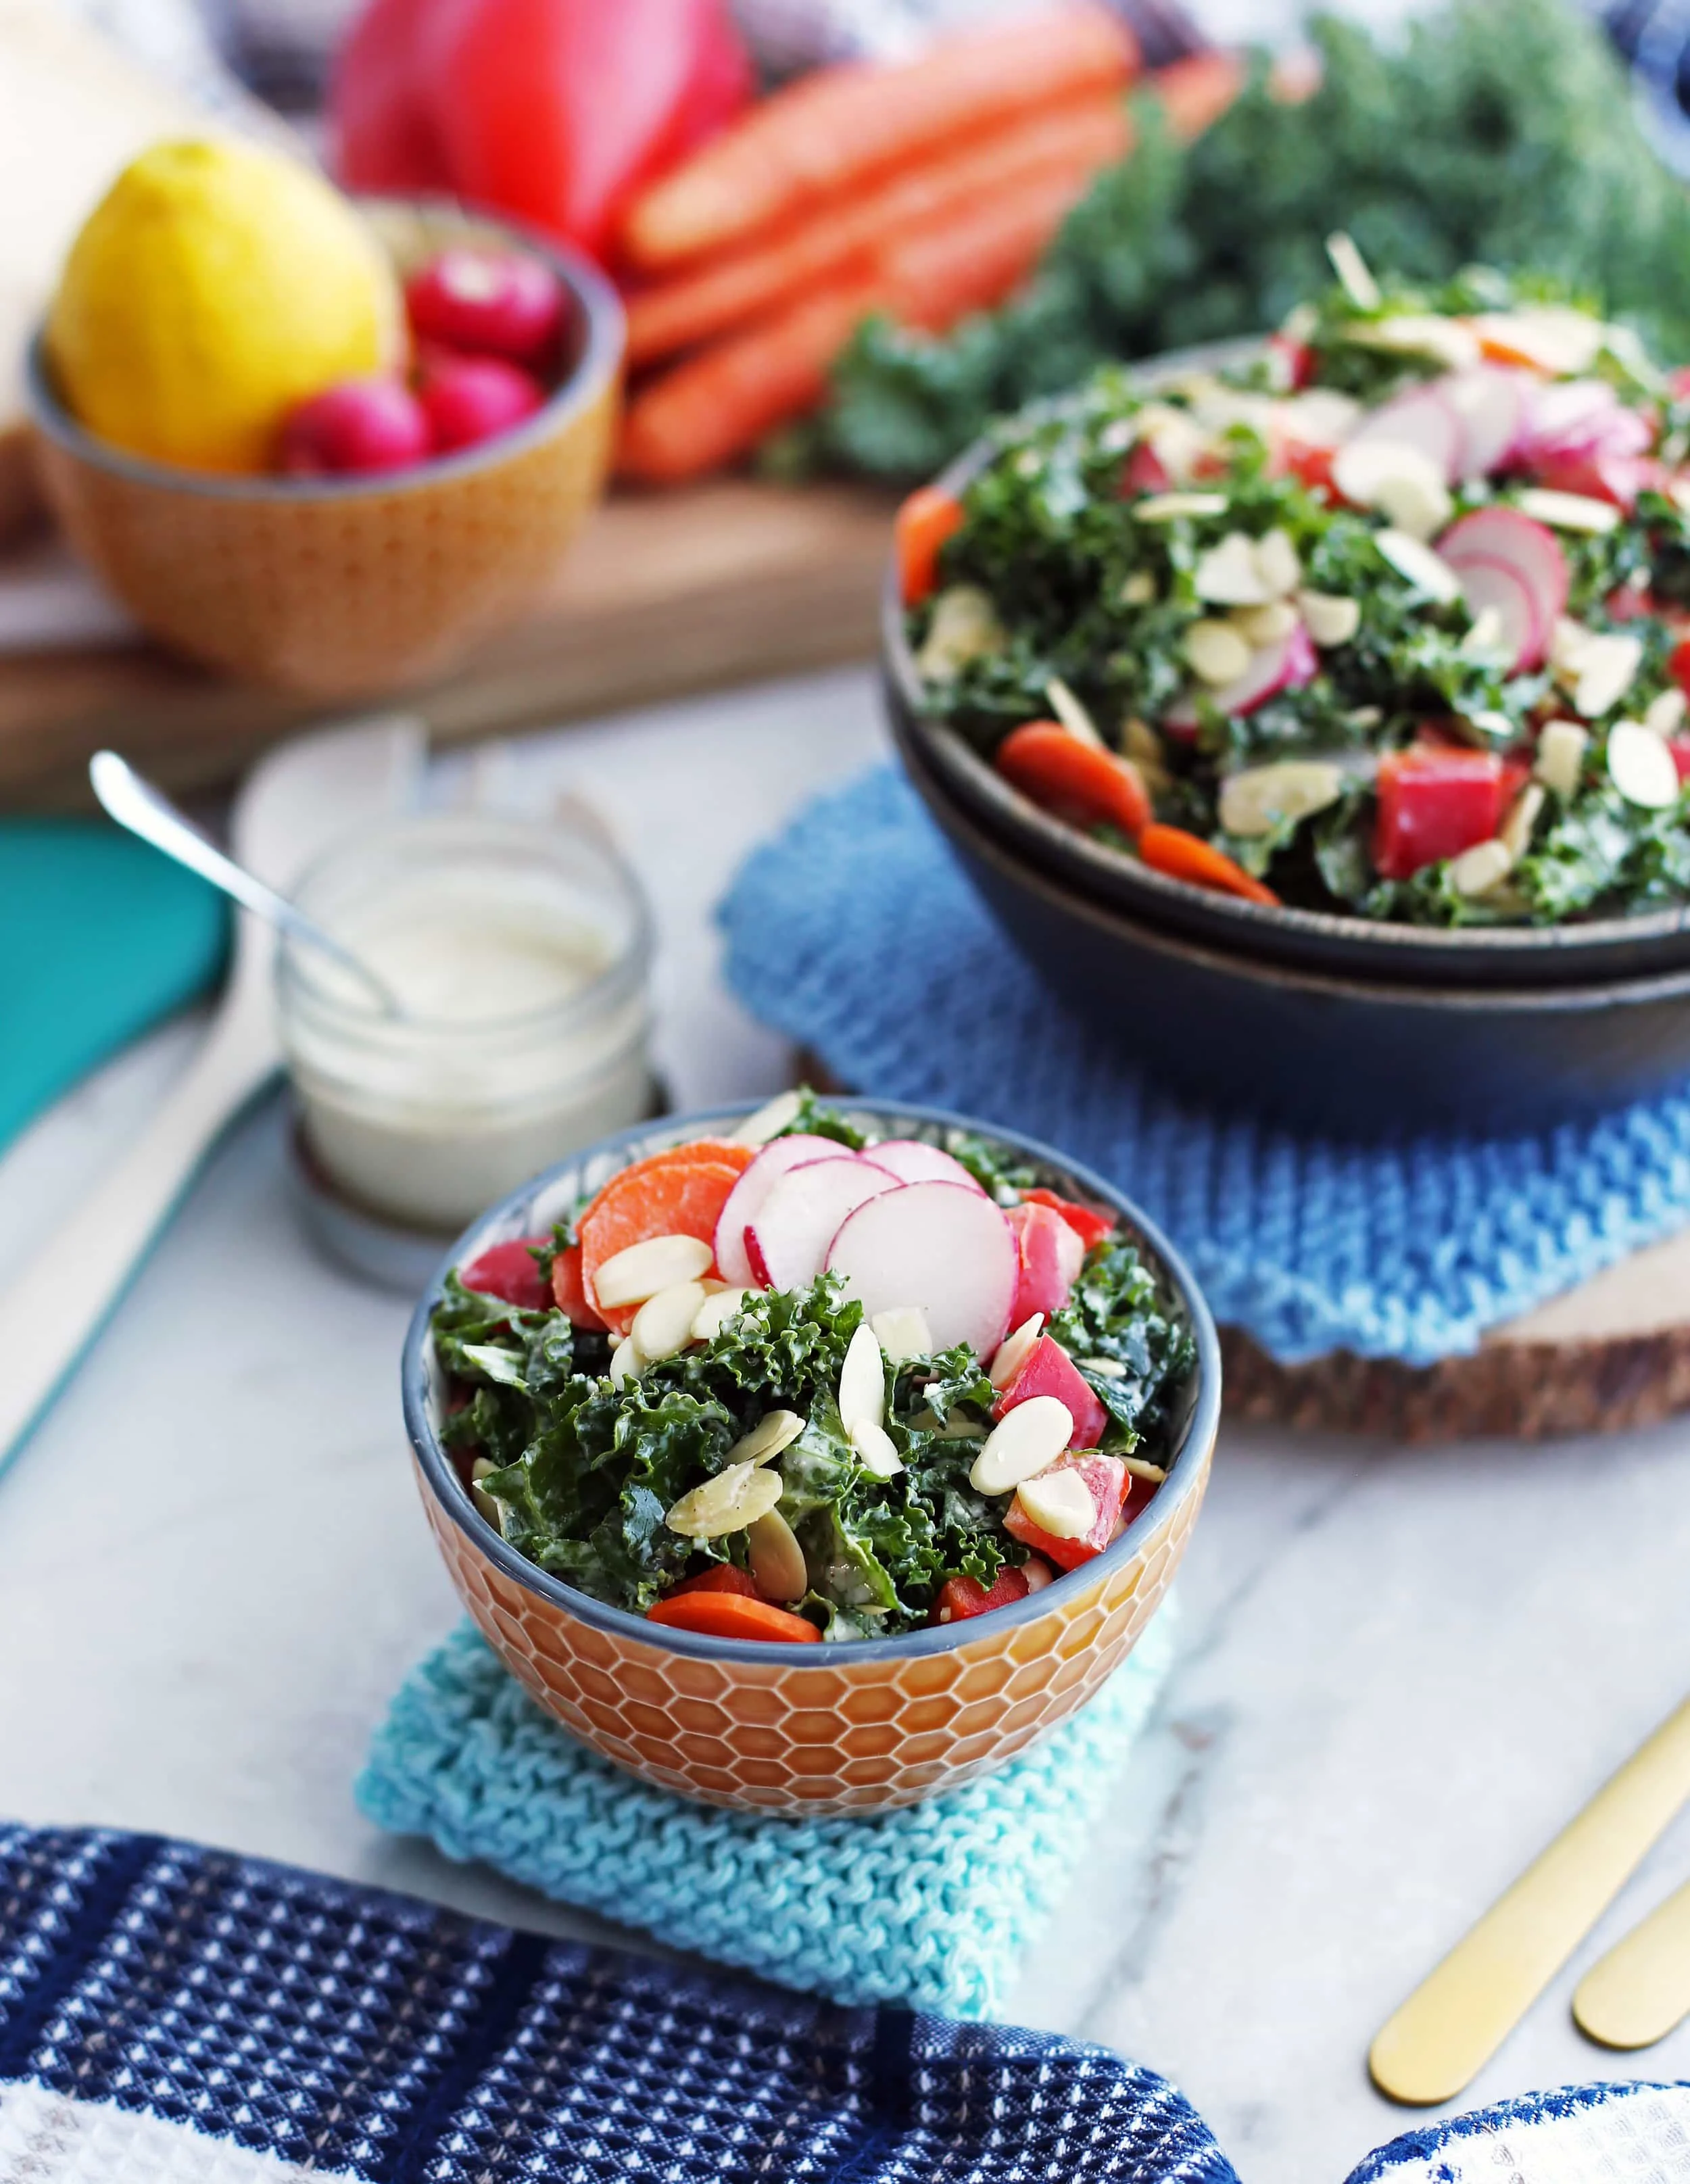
2 666 1688 2184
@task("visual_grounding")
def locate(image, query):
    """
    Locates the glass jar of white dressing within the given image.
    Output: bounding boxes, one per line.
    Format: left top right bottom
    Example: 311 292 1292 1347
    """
277 809 653 1234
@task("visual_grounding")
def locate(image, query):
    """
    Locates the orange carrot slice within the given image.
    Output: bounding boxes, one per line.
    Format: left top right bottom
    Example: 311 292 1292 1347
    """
1138 822 1280 906
579 1157 746 1332
896 484 966 608
996 722 1152 837
646 1592 821 1642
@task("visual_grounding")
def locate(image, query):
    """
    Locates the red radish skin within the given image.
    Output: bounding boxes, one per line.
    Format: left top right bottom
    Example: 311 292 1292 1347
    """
994 1334 1107 1449
744 1156 902 1290
713 1133 846 1283
1167 621 1317 731
405 249 566 370
825 1180 1017 1355
418 355 546 452
1119 441 1172 497
1453 553 1543 673
1007 1200 1084 1320
1348 383 1465 481
1444 366 1528 479
461 1236 550 1310
1005 1452 1128 1570
867 1140 986 1191
1438 508 1568 670
1020 1186 1113 1251
279 377 432 474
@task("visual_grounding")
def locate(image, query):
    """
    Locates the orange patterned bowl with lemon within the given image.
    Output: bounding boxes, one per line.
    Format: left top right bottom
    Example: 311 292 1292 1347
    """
402 1094 1219 1814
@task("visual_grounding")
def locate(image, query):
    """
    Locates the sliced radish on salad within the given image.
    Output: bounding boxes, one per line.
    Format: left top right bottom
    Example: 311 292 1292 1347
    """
1451 553 1543 672
713 1133 851 1284
1441 367 1529 480
745 1155 902 1290
1165 621 1317 729
866 1140 986 1191
1345 384 1466 481
826 1180 1017 1355
1437 507 1568 671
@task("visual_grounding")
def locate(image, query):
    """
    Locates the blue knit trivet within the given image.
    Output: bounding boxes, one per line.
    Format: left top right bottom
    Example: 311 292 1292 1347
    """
358 1609 1176 2023
718 767 1690 1367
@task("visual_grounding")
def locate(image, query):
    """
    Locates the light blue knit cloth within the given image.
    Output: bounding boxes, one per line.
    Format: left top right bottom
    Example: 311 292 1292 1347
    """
358 1608 1175 2022
719 767 1690 1367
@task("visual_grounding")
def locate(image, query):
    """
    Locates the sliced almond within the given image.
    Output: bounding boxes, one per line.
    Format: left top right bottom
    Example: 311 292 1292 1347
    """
1645 687 1687 739
1297 589 1361 648
1134 491 1230 523
1119 569 1157 607
1014 1467 1096 1540
608 1337 639 1388
1471 306 1604 377
1137 404 1210 483
1283 388 1363 446
1326 230 1380 310
1123 1456 1168 1482
1374 529 1462 602
1234 598 1299 648
748 1507 808 1603
727 1409 806 1466
1572 633 1643 720
1514 487 1622 535
1184 618 1253 686
732 1088 803 1146
1500 783 1545 861
870 1306 932 1363
1535 719 1589 797
1330 441 1451 539
915 585 1004 681
631 1280 708 1364
1045 676 1105 748
1448 838 1514 898
470 1457 504 1529
850 1418 904 1479
1608 719 1681 810
666 1460 783 1540
1194 531 1270 607
969 1397 1075 1494
594 1233 714 1309
692 1287 752 1342
1218 758 1343 839
988 1313 1045 1392
1252 528 1302 599
1123 717 1166 768
1551 615 1595 678
1459 606 1505 659
1019 1555 1056 1594
1079 1356 1127 1378
1348 314 1480 373
838 1322 886 1437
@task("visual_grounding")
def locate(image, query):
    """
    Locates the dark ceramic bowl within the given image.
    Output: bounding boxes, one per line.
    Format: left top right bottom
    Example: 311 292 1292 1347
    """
402 1098 1220 1814
884 368 1690 992
894 716 1690 1138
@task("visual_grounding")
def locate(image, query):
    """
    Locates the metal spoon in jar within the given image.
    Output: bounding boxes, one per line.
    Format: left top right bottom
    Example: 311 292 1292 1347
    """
89 749 408 1019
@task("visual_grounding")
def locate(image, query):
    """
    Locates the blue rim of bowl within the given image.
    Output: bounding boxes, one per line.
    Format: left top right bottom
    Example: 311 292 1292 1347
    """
401 1097 1222 1668
884 345 1690 966
24 194 625 502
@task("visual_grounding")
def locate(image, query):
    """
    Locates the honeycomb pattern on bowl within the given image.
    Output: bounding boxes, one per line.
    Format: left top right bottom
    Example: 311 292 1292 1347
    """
417 1437 1212 1815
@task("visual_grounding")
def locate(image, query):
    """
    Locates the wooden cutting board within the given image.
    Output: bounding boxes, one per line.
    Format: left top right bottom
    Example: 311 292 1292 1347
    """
0 477 898 808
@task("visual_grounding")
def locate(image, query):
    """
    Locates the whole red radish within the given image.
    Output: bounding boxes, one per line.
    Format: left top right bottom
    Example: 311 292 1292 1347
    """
418 355 545 454
279 377 432 475
406 249 566 370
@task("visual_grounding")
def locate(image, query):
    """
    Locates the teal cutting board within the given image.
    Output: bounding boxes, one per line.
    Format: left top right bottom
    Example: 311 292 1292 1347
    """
0 819 228 1157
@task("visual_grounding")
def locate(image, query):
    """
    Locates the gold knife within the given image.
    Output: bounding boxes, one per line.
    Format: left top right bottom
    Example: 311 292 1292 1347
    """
1369 1695 1690 2106
1573 1876 1690 2051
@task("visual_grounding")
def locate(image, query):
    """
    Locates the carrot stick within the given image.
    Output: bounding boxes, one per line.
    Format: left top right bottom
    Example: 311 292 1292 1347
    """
996 723 1152 838
646 1592 821 1643
896 485 965 606
627 94 1131 368
620 1 1138 272
1137 823 1280 905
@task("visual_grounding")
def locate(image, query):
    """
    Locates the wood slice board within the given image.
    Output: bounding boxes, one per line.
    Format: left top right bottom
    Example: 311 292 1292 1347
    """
0 477 897 808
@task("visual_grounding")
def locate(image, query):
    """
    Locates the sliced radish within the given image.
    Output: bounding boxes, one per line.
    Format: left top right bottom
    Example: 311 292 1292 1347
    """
1164 621 1317 730
1515 379 1647 467
1441 367 1528 480
825 1181 1017 1356
1347 384 1466 481
745 1157 902 1292
1437 507 1568 672
1007 1201 1085 1321
714 1134 849 1284
866 1139 986 1192
1452 553 1543 673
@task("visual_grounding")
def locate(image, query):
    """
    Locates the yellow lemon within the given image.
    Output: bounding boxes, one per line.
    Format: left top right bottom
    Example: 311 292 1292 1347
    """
47 138 403 474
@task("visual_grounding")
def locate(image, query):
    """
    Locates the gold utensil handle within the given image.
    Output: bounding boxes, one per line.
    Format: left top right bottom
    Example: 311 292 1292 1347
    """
1573 1877 1690 2051
1370 1695 1690 2106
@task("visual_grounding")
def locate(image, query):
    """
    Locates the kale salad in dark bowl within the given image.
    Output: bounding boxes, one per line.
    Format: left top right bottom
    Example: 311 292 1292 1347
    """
886 249 1690 988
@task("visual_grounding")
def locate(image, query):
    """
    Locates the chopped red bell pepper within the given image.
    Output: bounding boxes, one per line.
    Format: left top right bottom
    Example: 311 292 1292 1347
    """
1531 450 1662 514
665 1565 760 1601
1266 331 1314 389
1005 1453 1128 1572
1006 1200 1086 1321
930 1566 1030 1626
1669 639 1690 700
994 1335 1107 1451
550 1242 609 1331
1020 1186 1115 1253
1670 739 1690 785
1119 441 1171 497
462 1236 551 1311
1373 746 1507 881
1279 440 1336 498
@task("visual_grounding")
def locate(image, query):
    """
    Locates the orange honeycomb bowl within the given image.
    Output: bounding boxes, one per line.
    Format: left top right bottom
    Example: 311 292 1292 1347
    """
403 1100 1221 1814
25 199 622 696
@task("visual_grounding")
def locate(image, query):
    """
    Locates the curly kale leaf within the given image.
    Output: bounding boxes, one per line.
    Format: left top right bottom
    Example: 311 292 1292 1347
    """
1048 1238 1197 1452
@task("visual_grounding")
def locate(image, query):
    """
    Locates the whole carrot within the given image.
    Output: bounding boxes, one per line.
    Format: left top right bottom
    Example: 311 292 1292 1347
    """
627 94 1132 368
619 1 1138 271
